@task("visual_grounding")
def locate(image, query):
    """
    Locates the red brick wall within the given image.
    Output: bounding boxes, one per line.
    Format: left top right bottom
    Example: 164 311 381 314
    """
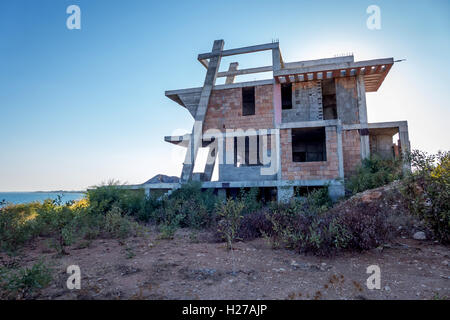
342 129 361 176
281 127 340 180
203 85 274 132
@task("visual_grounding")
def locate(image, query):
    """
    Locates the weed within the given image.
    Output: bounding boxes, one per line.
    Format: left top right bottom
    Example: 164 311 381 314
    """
216 198 245 250
0 261 52 299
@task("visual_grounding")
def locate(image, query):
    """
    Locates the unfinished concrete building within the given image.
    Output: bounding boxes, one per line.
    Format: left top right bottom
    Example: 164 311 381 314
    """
145 40 410 201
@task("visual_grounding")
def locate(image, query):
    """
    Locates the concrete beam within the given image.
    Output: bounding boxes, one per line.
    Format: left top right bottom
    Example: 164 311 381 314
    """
278 119 341 129
283 56 354 69
217 65 272 78
274 58 394 77
123 179 344 195
198 42 279 60
201 179 342 189
342 121 408 131
164 134 191 146
203 128 277 139
199 58 209 69
165 79 274 98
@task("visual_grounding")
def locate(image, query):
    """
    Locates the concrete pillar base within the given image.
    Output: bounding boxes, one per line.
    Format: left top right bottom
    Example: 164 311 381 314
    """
328 184 345 202
217 188 226 199
277 186 294 203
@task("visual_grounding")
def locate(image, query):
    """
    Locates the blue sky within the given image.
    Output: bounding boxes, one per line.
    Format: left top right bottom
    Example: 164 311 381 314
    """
0 0 449 191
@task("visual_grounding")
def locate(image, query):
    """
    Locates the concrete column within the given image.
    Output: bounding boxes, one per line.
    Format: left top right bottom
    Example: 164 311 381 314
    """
202 144 217 181
144 188 151 198
328 183 345 202
181 40 224 182
277 186 294 203
336 124 344 179
360 134 370 160
356 75 370 160
272 46 282 71
225 62 239 84
399 123 411 173
357 75 368 124
217 188 227 199
275 129 282 181
272 83 282 126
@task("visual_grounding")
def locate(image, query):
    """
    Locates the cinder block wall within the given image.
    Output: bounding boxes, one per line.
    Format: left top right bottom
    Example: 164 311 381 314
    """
280 126 340 180
336 77 359 124
342 129 362 176
370 134 395 159
282 80 323 122
203 85 274 132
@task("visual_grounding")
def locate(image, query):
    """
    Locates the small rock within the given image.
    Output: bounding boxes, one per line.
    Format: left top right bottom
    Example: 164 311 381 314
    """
442 260 449 266
413 231 426 240
374 246 383 254
384 286 391 292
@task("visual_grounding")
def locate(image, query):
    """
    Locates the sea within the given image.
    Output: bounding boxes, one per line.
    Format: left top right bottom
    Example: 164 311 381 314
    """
0 192 86 205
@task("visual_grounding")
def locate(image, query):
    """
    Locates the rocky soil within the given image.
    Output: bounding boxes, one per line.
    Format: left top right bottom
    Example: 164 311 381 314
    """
2 228 448 300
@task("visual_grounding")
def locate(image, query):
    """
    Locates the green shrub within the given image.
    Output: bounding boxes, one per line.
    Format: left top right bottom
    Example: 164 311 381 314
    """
138 194 161 222
216 198 245 250
263 189 393 256
301 187 332 212
87 181 145 217
0 261 52 299
338 202 393 250
238 207 272 241
144 182 219 230
239 188 262 214
104 205 140 239
402 150 449 243
346 155 402 194
158 224 177 239
0 202 40 253
33 200 77 255
0 191 141 254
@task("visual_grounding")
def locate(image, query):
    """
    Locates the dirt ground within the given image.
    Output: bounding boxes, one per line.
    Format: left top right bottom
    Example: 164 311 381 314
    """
2 228 449 300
